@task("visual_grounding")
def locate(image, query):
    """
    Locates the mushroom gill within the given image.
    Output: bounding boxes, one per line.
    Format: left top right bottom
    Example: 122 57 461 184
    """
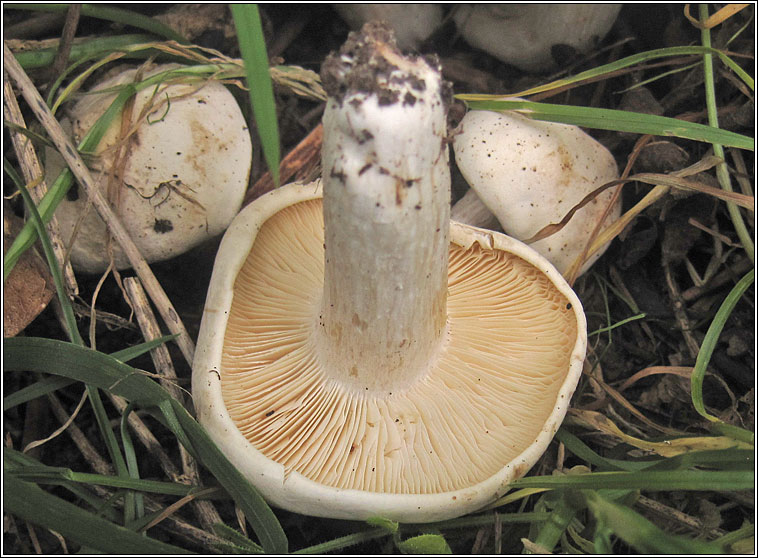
221 197 578 494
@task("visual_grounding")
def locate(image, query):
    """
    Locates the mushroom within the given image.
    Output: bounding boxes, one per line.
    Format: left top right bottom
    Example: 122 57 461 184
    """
192 24 586 523
46 63 252 273
452 108 622 277
453 4 622 72
333 4 443 50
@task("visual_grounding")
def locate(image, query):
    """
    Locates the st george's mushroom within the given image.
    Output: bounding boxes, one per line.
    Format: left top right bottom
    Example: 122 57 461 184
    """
452 108 622 277
192 24 586 523
453 4 623 72
333 4 443 51
46 63 252 273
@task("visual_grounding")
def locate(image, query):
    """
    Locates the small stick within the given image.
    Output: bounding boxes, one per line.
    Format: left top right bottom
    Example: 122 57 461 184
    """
4 42 195 365
47 4 81 84
636 495 726 538
48 392 114 476
3 75 78 296
108 393 182 481
663 261 701 359
123 277 184 401
243 122 322 205
123 276 223 531
682 256 753 302
86 481 228 553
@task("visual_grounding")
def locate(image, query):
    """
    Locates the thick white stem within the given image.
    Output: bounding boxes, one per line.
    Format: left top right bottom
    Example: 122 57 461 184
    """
318 24 450 392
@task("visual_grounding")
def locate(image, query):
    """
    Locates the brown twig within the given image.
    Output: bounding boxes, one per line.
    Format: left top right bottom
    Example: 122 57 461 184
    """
682 256 753 302
107 394 182 481
4 42 196 365
3 74 79 296
243 122 323 205
48 392 114 476
46 4 81 85
123 276 223 530
49 389 226 551
636 495 726 538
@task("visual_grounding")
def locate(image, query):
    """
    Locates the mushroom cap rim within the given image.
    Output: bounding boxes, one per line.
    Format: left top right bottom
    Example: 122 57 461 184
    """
191 180 587 522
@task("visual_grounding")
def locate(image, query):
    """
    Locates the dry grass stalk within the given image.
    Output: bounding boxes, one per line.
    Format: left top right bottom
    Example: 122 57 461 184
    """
3 77 78 295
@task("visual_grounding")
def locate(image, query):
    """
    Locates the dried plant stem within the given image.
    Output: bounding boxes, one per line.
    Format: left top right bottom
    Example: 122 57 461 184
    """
3 43 196 365
699 4 754 263
49 389 224 551
107 394 182 481
682 256 753 302
663 260 701 359
123 276 222 530
636 495 726 538
244 122 323 205
47 392 114 476
3 75 78 296
86 481 228 553
46 3 81 83
123 278 184 400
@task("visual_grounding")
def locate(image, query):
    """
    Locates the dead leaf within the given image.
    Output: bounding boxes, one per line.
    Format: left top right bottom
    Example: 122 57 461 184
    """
567 408 753 457
3 205 54 337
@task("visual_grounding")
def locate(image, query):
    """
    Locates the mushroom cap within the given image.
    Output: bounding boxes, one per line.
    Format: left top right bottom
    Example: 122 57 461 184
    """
47 63 252 273
453 4 622 72
453 109 622 276
192 181 586 523
333 4 443 50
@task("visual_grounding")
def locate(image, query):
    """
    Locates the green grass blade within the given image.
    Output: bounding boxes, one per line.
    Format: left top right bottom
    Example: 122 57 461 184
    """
5 4 187 43
120 403 145 521
507 45 753 97
211 523 265 554
5 449 122 523
9 466 198 496
699 4 755 263
4 474 193 554
3 335 177 411
555 428 650 472
231 4 280 187
641 448 754 472
169 397 288 553
691 269 755 428
293 528 388 554
4 83 137 280
4 376 76 411
12 34 155 70
510 469 752 491
5 161 80 343
712 522 755 551
396 533 452 554
5 337 176 405
413 511 551 531
530 491 582 553
4 336 288 554
585 490 725 553
110 334 180 362
557 429 754 472
8 162 133 493
455 99 754 151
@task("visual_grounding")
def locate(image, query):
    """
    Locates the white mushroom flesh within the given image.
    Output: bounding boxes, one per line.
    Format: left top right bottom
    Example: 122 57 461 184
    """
453 4 622 72
47 63 252 272
334 4 443 50
453 109 622 276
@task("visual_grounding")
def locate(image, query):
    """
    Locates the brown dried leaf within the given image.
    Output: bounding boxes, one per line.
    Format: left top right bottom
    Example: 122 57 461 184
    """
3 207 54 337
